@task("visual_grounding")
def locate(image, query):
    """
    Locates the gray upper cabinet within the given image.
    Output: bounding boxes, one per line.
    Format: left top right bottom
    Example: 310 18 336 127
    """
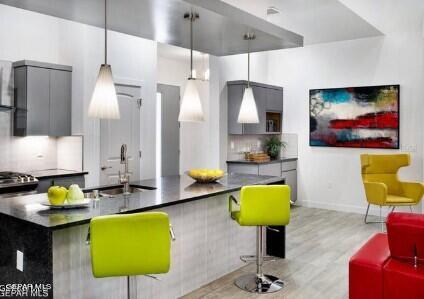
267 87 284 112
227 83 244 134
13 60 72 136
26 67 50 135
49 69 72 136
227 80 283 135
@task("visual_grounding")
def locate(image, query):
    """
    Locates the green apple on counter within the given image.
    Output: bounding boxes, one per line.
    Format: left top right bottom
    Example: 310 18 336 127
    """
47 186 68 205
66 184 85 204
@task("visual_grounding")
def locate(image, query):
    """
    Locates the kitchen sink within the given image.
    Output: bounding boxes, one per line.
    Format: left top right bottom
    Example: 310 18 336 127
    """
99 186 147 197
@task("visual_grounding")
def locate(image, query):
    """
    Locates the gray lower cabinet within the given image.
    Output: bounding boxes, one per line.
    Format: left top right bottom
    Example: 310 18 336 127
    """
227 160 297 202
258 163 282 177
37 175 85 193
13 60 72 136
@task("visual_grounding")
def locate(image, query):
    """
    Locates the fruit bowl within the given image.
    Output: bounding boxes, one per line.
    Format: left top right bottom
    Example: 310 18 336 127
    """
187 169 225 183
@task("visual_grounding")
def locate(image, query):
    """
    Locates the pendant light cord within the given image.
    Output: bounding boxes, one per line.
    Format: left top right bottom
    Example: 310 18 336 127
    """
247 38 250 87
104 0 107 65
190 13 194 79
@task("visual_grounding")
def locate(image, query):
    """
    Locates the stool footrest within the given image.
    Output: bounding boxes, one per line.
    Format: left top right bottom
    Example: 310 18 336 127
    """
234 273 284 293
240 255 280 263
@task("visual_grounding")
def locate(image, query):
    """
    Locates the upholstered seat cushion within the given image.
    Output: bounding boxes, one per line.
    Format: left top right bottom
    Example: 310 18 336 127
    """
386 195 415 204
383 258 424 299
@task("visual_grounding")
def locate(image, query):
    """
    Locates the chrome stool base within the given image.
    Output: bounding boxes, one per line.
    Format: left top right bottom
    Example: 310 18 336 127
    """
234 273 284 293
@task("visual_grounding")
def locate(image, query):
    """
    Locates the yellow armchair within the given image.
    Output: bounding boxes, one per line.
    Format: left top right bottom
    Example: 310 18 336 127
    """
360 154 424 224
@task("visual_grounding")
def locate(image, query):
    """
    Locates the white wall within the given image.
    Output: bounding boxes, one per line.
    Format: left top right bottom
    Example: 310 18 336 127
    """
267 33 424 214
157 54 220 173
0 4 157 185
219 33 424 214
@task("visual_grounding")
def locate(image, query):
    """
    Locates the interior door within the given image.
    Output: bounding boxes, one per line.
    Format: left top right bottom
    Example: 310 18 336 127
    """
157 84 180 176
100 83 141 185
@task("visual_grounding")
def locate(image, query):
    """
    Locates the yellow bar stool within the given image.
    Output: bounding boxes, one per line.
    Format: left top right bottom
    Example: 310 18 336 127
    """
86 212 176 299
229 185 291 294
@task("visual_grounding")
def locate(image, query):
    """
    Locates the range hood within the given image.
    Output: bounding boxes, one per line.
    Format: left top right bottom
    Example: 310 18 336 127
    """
0 0 303 56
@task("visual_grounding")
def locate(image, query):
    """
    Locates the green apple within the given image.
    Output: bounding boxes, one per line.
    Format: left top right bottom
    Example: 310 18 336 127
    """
48 186 68 205
66 184 85 204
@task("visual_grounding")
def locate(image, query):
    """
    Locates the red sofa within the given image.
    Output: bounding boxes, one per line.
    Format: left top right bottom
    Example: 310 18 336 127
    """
349 212 424 299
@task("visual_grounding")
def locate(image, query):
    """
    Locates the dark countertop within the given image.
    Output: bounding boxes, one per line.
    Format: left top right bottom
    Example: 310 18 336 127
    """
227 157 298 165
0 174 284 230
29 169 89 179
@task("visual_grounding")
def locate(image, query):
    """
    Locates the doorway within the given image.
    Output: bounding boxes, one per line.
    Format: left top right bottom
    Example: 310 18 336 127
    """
100 82 142 185
157 84 180 177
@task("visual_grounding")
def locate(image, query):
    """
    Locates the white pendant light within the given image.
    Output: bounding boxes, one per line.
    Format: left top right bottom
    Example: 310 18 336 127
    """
238 87 259 123
88 0 120 119
179 79 203 122
237 34 259 124
178 12 204 122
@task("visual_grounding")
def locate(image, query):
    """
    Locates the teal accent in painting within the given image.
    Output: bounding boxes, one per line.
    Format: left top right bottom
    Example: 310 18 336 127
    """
322 90 351 103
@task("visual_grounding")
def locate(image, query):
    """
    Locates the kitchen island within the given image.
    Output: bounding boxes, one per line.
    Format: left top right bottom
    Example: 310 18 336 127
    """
0 174 284 298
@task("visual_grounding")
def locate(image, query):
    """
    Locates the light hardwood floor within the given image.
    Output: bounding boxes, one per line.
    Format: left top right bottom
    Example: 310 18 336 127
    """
182 206 380 299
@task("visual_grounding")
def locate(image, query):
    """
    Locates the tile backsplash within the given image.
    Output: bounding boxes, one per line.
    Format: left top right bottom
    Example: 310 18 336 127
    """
57 136 83 171
227 135 270 161
0 59 83 173
227 133 298 161
0 134 83 172
281 133 298 158
0 107 82 172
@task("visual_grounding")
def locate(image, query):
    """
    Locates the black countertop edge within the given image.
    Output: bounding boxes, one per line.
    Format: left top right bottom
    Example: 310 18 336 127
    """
0 174 285 231
51 178 285 230
226 158 298 165
50 184 282 230
29 169 89 179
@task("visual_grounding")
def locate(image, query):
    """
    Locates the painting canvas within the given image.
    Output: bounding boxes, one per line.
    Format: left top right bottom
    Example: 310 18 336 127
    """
310 85 399 148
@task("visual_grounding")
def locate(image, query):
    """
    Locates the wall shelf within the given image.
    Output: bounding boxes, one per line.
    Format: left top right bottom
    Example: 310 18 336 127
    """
266 111 281 133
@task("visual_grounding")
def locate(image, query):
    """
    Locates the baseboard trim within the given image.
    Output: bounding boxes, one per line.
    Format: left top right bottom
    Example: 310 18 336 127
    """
294 200 419 217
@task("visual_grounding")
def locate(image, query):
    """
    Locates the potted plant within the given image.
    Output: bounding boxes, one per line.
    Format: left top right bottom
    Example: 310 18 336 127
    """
264 136 286 160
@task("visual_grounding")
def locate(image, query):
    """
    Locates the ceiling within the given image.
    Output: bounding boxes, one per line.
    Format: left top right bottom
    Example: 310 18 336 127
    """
222 0 383 45
338 0 424 34
0 0 303 56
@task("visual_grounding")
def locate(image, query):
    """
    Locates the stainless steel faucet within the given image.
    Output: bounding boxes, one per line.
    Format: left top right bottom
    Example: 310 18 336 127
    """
119 144 130 194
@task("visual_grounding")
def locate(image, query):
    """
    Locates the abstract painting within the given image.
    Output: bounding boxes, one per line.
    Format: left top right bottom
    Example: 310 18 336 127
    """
310 85 399 148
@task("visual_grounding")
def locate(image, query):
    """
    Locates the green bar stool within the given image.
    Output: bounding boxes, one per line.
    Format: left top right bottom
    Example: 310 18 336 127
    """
86 212 175 298
229 185 291 293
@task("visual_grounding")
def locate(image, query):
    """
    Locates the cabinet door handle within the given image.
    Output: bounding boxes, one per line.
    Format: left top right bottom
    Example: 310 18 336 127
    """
101 166 112 171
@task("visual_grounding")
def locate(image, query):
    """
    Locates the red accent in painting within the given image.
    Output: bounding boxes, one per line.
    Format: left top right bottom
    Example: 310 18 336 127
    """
329 111 398 129
335 137 394 148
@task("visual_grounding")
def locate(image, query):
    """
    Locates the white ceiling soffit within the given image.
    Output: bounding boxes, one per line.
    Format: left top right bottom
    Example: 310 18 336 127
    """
158 42 208 63
222 0 383 45
0 0 303 56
